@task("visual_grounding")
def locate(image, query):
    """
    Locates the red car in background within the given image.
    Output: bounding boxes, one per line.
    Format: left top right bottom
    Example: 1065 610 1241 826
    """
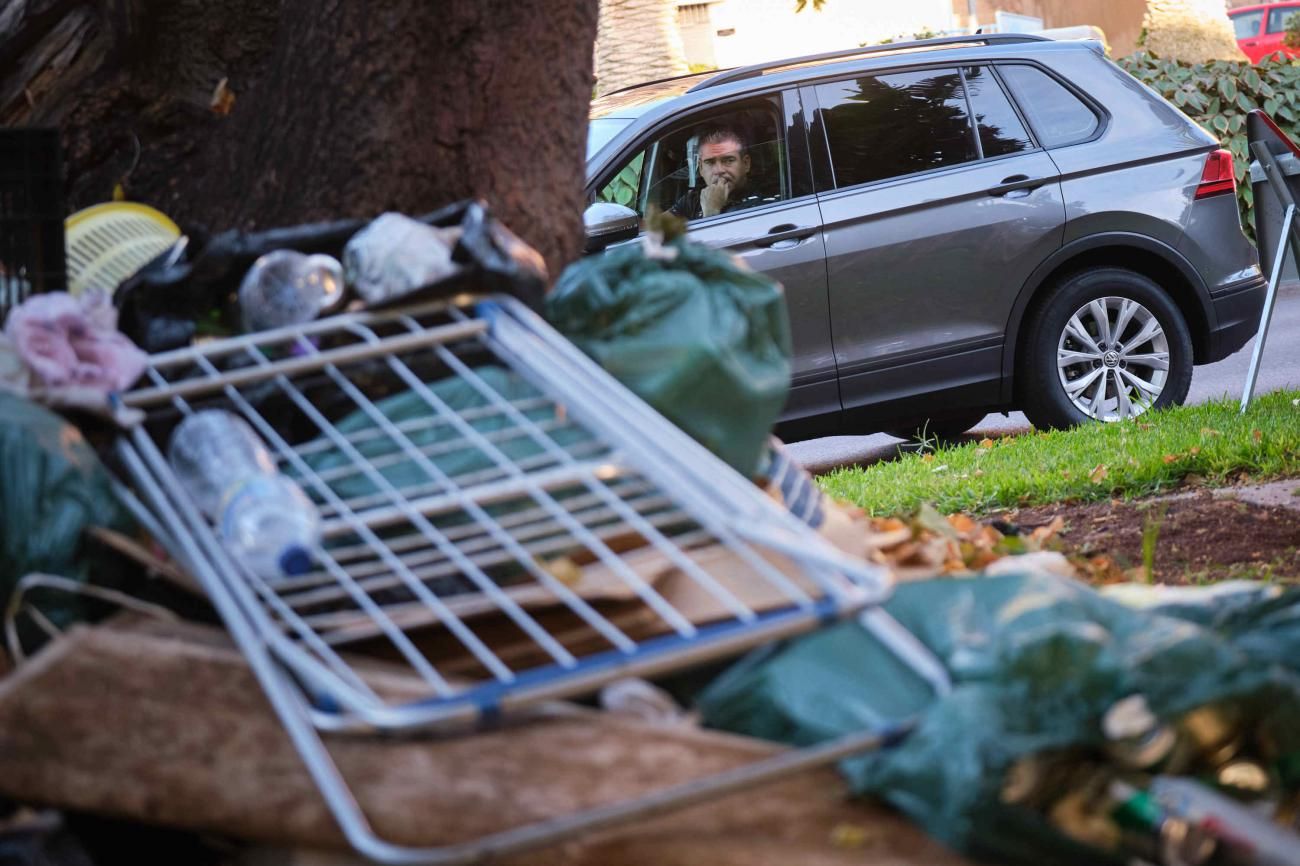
1230 2 1300 63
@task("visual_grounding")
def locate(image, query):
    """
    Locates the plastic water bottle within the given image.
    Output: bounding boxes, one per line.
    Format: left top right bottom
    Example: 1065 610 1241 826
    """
1150 775 1300 866
168 409 320 579
238 250 345 333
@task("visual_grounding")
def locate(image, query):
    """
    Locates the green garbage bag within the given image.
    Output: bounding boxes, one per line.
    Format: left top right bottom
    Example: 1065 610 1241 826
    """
546 237 792 477
698 573 1300 865
0 393 133 612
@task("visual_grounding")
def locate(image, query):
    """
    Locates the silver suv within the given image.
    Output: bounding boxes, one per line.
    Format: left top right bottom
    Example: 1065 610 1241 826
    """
584 34 1265 440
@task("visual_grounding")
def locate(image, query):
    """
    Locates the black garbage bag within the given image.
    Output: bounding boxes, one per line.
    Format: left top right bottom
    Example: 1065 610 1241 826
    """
0 393 133 615
114 200 547 353
545 236 791 478
697 573 1300 866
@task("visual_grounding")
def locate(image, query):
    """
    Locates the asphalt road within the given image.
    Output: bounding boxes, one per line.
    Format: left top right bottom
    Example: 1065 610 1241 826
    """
787 284 1300 474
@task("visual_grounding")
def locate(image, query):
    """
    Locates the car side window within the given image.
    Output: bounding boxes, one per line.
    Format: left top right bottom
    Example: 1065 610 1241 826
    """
814 68 977 189
595 151 645 209
1266 6 1300 33
998 64 1099 149
593 95 790 223
962 66 1033 158
1231 9 1264 38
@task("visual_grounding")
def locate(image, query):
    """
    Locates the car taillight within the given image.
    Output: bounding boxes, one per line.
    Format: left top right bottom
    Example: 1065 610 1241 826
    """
1195 148 1236 199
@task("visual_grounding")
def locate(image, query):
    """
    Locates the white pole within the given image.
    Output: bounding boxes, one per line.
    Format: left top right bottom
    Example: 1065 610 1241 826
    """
1240 203 1295 413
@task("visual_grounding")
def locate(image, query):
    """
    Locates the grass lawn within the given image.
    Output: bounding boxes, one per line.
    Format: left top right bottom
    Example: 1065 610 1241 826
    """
819 389 1300 516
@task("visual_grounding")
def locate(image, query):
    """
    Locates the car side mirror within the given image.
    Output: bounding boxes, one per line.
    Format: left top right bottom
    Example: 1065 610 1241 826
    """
583 202 640 253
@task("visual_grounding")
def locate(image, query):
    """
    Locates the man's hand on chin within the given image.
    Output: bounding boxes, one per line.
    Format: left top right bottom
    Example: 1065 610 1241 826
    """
700 178 733 218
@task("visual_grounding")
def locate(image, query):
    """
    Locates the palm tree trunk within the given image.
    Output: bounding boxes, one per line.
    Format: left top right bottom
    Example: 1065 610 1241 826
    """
594 0 690 96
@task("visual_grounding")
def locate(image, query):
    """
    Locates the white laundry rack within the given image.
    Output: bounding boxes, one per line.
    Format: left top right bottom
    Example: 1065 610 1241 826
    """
115 294 940 864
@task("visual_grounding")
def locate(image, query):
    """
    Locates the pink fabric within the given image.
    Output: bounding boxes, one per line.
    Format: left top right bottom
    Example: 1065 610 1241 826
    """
4 291 147 393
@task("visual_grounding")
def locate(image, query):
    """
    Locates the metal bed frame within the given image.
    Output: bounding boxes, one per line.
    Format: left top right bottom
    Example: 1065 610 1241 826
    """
116 294 943 863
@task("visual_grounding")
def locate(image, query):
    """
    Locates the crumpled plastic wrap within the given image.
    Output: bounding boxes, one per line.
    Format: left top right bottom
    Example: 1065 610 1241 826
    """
343 212 460 305
0 291 148 423
4 291 147 393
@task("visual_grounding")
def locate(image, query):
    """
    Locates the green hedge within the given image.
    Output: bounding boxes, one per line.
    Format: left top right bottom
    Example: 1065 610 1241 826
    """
1118 51 1300 237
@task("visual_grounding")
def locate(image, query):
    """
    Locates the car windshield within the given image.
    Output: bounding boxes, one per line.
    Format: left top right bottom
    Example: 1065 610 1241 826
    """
587 117 633 159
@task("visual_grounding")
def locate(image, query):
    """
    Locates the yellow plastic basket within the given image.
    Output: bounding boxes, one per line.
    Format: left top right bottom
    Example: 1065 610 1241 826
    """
65 202 181 295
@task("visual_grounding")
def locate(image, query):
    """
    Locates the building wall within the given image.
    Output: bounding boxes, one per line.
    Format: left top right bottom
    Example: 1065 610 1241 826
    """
953 0 1149 56
594 0 955 75
677 3 718 68
704 0 954 68
595 0 1176 97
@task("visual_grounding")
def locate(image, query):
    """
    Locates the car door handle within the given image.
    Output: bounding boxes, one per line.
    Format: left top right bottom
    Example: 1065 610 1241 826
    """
1245 40 1259 46
987 175 1046 197
755 223 817 248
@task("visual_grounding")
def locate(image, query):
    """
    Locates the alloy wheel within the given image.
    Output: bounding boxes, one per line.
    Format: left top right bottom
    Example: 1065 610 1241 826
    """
1056 296 1170 422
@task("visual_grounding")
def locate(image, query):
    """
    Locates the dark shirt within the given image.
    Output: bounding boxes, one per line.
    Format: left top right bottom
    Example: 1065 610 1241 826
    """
668 187 770 220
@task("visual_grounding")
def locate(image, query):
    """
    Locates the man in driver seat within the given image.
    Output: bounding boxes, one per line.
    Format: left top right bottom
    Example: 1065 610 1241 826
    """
669 125 768 220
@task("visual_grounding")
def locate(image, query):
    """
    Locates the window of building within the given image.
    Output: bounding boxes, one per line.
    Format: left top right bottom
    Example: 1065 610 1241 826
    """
815 68 977 188
678 3 711 26
998 64 1099 149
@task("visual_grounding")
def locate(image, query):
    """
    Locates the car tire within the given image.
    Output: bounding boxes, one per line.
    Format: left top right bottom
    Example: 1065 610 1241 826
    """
886 412 987 445
1018 267 1193 430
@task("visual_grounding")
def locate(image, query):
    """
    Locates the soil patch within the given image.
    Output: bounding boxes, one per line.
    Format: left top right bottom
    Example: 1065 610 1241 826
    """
999 487 1300 585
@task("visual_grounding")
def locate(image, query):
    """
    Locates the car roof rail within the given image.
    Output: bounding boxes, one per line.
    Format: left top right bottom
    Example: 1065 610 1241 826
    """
598 70 713 99
686 33 1053 93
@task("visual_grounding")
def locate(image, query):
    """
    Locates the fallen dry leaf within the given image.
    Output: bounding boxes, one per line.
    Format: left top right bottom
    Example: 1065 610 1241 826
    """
888 542 920 564
1089 464 1108 484
1162 454 1179 464
1201 427 1221 437
916 503 959 539
1253 429 1263 442
921 453 935 463
210 77 236 116
1124 565 1151 583
1188 446 1201 456
830 823 873 849
864 527 913 550
979 438 995 448
948 513 976 534
1030 515 1066 543
541 556 583 586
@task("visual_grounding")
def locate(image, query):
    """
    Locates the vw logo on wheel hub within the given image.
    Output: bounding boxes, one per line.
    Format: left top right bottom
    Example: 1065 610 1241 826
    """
1102 350 1120 368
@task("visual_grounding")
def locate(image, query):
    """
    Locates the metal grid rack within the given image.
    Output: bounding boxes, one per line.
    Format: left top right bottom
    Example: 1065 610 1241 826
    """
116 294 939 863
